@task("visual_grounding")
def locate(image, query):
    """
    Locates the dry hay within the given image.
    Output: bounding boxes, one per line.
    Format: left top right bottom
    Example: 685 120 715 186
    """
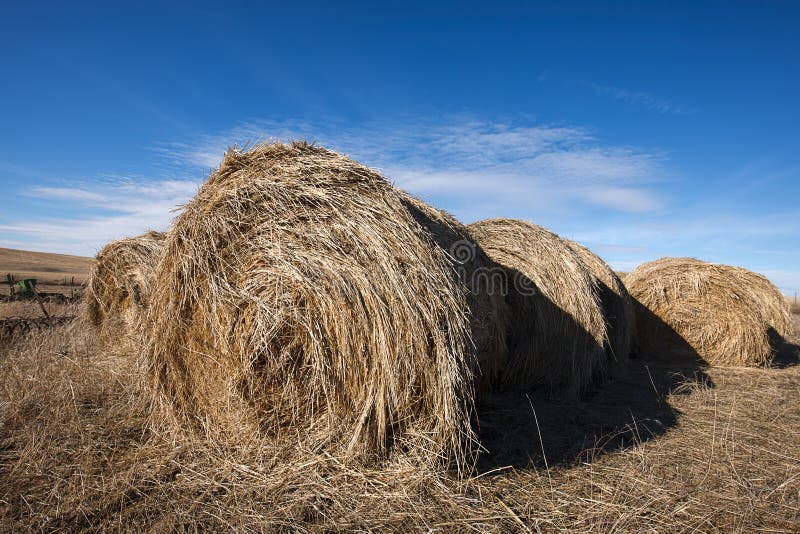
144 141 507 467
565 240 634 367
395 191 509 387
467 218 614 396
735 267 794 339
625 257 792 366
83 231 166 332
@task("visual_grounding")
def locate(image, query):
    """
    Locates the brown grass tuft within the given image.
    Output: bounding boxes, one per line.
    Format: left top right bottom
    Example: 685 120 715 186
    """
143 141 507 467
625 257 792 366
468 218 621 396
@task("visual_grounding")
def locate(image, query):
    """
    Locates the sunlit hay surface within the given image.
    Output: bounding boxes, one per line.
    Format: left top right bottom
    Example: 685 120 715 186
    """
2 321 798 531
735 268 794 340
625 257 792 367
468 218 611 396
83 231 167 334
565 239 634 368
144 141 507 467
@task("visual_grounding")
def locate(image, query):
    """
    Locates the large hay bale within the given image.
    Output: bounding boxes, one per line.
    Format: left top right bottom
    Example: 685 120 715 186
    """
84 231 166 331
565 240 634 366
625 257 792 366
144 141 507 465
467 219 611 396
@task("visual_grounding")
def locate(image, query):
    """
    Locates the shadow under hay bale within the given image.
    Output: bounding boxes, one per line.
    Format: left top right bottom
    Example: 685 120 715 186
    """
475 303 711 471
772 329 800 367
629 295 709 366
144 141 508 467
625 257 793 368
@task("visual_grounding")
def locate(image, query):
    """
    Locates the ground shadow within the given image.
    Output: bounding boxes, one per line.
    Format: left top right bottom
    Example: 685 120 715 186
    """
772 323 800 367
474 284 714 472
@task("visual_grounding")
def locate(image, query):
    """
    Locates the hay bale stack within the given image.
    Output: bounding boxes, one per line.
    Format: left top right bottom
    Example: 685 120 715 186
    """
84 231 166 331
625 257 792 366
467 219 612 396
565 240 634 366
144 141 507 465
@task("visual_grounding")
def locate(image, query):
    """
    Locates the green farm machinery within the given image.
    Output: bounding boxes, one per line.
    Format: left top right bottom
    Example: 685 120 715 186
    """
3 274 51 318
1 274 78 336
7 276 38 299
2 274 81 303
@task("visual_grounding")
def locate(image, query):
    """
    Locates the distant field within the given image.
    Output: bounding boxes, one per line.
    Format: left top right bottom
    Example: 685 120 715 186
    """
0 247 93 287
792 299 800 315
0 248 93 316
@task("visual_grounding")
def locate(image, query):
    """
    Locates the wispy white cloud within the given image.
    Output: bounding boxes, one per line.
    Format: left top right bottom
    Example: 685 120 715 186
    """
576 187 661 212
0 178 199 255
572 212 800 246
583 82 693 115
29 187 108 203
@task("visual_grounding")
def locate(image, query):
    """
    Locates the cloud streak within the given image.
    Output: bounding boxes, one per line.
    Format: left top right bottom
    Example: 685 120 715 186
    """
0 178 198 255
583 82 693 115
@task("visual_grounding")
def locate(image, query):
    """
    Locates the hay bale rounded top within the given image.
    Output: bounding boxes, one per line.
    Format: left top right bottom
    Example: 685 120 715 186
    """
144 141 507 466
625 257 792 366
84 231 166 330
467 218 617 396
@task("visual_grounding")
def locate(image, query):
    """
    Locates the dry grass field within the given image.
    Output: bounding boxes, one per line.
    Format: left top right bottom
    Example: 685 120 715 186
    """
0 247 93 286
0 300 79 320
1 302 798 531
0 243 798 531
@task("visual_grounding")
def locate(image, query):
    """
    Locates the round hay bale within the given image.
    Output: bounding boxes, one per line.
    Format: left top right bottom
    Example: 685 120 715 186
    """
83 231 166 331
565 240 634 366
467 219 610 396
144 141 507 465
625 257 792 366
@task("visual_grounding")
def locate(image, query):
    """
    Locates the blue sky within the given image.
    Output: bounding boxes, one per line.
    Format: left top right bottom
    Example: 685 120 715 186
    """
1 1 798 293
